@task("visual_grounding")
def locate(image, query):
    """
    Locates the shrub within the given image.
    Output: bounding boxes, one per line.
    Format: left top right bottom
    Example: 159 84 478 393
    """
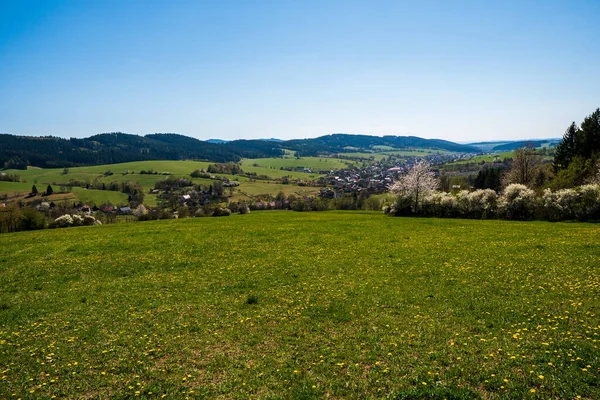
576 184 600 220
239 203 250 214
542 188 587 221
54 214 74 228
467 189 498 219
291 199 310 212
82 215 97 226
133 204 148 218
212 207 231 217
19 208 47 231
498 184 538 220
72 215 84 226
387 193 413 216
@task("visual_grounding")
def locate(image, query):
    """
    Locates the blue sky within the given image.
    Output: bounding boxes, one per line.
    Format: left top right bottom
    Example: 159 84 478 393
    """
1 0 598 142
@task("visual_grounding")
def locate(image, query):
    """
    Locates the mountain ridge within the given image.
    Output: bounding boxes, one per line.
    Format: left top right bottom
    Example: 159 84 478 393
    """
1 132 480 169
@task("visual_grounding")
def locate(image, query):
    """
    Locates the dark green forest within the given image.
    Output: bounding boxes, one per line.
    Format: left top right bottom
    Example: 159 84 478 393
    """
1 132 480 169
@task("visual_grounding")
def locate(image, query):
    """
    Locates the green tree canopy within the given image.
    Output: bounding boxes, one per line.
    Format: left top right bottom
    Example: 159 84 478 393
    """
554 108 600 171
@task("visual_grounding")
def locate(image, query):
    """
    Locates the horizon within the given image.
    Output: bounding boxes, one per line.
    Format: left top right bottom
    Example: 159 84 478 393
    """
1 1 599 142
0 130 562 144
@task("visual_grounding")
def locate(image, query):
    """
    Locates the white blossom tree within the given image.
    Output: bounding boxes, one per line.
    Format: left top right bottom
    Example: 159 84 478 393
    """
133 204 148 217
389 160 439 212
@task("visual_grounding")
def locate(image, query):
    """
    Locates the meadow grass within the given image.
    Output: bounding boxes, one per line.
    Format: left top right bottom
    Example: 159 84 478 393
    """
2 159 328 206
242 157 352 171
0 212 599 399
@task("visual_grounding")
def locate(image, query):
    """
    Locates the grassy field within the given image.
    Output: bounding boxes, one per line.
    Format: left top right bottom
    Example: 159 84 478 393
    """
241 157 352 172
444 152 515 166
341 148 453 161
0 212 599 399
1 159 328 206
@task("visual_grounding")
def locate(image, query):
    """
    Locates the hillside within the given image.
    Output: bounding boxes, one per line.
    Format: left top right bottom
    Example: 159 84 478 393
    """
285 134 480 156
0 212 598 398
1 132 479 169
0 133 284 169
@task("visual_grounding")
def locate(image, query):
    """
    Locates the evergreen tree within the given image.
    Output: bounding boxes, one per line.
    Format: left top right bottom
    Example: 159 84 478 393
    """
553 122 580 171
553 109 600 172
31 185 38 195
46 185 53 196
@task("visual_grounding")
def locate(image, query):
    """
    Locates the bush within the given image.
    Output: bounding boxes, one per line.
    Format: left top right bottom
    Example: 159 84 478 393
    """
133 204 148 218
212 207 231 217
54 214 74 228
72 215 84 226
576 184 600 220
82 215 97 226
467 189 498 219
239 203 250 214
498 184 538 220
19 208 47 231
386 193 413 216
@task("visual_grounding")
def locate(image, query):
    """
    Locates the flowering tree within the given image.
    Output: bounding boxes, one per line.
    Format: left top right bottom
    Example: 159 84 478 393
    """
389 160 439 212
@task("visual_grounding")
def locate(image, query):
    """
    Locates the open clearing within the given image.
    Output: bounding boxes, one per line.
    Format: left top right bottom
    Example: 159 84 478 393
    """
0 212 599 398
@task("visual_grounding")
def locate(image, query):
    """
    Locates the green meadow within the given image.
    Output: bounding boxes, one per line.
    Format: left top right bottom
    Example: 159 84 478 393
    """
0 212 598 399
240 157 352 172
1 159 330 206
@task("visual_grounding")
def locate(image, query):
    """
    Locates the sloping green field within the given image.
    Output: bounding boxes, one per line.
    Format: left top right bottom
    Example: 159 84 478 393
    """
0 212 599 399
1 159 327 206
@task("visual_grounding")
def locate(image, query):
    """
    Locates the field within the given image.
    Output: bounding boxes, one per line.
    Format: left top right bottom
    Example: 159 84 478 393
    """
1 212 599 399
1 159 330 206
241 157 352 172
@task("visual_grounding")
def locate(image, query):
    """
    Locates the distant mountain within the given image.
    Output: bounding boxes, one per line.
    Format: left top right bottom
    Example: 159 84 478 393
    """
1 132 478 169
490 139 560 151
284 134 479 156
258 138 285 142
468 139 561 152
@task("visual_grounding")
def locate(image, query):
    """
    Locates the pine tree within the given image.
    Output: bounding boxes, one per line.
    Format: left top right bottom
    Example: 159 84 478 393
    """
553 122 579 171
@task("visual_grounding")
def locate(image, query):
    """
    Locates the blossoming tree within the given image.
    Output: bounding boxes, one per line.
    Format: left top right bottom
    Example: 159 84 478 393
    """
389 160 439 212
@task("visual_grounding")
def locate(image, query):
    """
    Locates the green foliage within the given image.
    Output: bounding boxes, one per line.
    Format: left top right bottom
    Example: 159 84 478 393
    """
473 167 503 191
553 109 600 179
19 208 47 231
207 163 243 175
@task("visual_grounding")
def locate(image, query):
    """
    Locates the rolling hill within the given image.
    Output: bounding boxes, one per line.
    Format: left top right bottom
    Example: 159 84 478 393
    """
1 132 479 169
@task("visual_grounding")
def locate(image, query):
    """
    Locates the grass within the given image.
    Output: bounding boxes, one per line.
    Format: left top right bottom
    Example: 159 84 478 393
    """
0 212 599 399
340 148 454 161
445 152 516 166
241 157 352 172
2 159 333 206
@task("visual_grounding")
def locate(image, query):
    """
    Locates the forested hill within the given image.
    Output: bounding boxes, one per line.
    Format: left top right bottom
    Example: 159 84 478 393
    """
0 133 285 169
0 132 479 169
285 134 479 156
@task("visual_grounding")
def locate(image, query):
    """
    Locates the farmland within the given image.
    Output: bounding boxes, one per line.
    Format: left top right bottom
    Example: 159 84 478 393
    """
0 159 330 206
1 212 599 399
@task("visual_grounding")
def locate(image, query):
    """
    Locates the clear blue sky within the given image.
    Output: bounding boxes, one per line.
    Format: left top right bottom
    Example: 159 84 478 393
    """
1 0 598 142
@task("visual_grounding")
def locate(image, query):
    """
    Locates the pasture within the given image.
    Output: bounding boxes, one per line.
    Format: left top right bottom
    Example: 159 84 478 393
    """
0 159 329 206
0 212 598 398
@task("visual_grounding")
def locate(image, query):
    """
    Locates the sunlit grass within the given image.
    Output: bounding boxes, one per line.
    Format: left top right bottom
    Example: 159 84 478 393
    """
0 212 598 398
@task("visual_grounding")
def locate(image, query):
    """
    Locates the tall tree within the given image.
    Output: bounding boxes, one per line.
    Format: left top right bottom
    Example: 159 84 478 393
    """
390 160 439 212
503 148 541 187
554 122 580 171
579 108 600 159
553 108 600 171
31 185 38 195
46 185 54 196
